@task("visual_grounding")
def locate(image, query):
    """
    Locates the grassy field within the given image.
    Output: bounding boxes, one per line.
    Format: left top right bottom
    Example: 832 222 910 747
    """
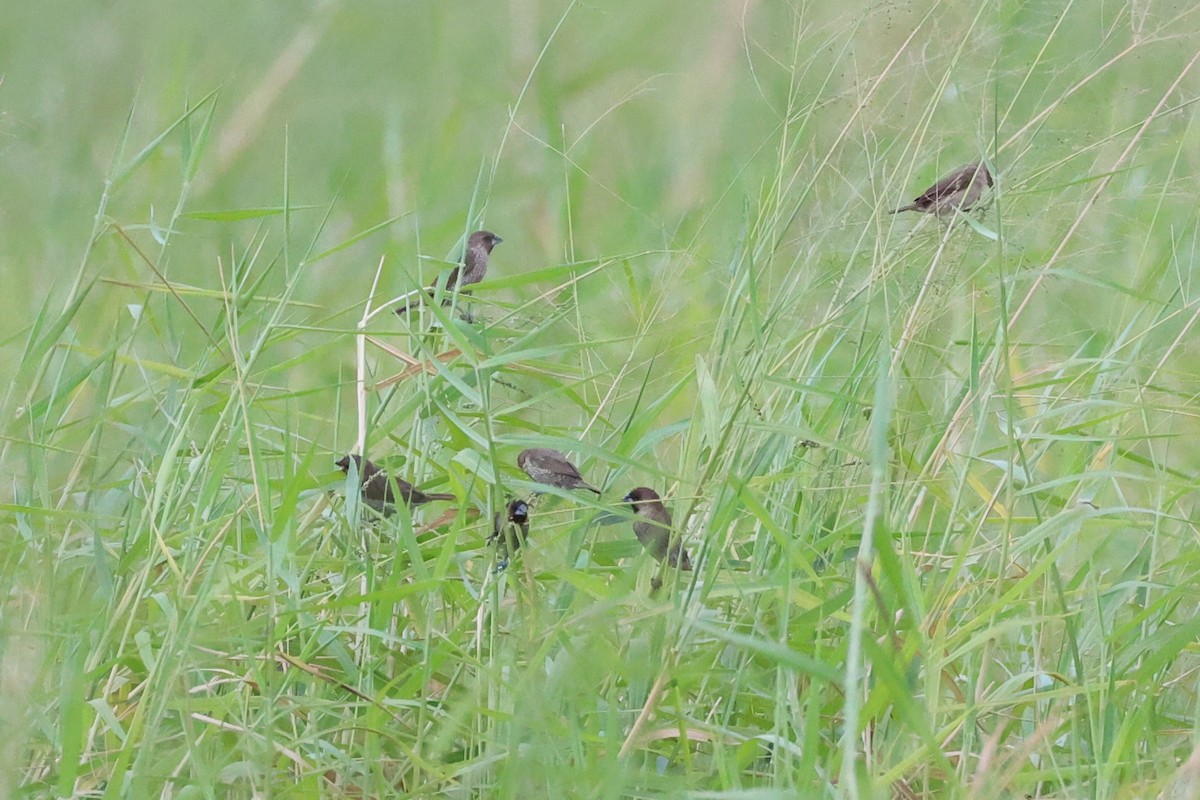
3 1 1200 797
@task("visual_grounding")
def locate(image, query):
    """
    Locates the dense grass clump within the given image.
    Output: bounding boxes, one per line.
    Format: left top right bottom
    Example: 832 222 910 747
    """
3 2 1200 797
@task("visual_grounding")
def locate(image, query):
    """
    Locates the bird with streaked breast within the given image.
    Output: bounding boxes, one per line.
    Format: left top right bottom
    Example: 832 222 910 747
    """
517 448 601 494
396 230 502 315
336 454 455 516
891 161 992 216
623 486 691 570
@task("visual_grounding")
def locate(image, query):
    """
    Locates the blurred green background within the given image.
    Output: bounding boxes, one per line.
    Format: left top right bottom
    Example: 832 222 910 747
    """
0 0 1001 334
4 0 1200 796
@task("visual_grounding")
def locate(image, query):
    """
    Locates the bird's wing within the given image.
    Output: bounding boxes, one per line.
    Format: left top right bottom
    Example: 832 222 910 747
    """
918 164 983 204
437 266 463 292
553 462 584 480
914 171 962 204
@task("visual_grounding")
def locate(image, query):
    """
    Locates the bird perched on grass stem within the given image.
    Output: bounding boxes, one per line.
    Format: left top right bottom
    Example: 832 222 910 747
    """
518 448 601 494
336 454 455 516
489 498 530 569
891 161 992 216
396 230 502 315
623 487 691 570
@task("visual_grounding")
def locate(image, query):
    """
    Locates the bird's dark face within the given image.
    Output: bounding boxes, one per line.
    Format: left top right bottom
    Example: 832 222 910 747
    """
624 487 661 510
471 230 502 253
477 230 501 251
336 454 361 474
508 499 529 524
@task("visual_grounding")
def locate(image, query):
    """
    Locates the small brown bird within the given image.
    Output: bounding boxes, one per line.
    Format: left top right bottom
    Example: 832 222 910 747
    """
891 161 992 216
489 498 530 568
624 487 691 570
396 230 502 315
336 454 455 515
518 448 601 494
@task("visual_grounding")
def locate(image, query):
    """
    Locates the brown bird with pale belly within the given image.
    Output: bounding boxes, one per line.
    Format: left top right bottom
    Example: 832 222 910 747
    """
396 230 502 315
336 454 455 516
623 487 692 570
517 448 601 494
892 161 992 216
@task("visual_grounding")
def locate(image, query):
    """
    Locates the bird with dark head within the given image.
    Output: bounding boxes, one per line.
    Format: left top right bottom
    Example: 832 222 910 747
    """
489 498 530 569
891 161 992 216
336 454 455 516
623 487 691 571
518 448 601 494
396 230 502 315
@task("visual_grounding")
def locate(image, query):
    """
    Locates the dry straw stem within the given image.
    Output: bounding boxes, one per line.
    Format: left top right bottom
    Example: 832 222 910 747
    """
350 254 455 451
351 255 391 455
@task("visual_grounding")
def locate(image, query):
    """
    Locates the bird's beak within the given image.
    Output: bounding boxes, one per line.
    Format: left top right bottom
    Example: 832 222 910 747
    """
622 493 633 503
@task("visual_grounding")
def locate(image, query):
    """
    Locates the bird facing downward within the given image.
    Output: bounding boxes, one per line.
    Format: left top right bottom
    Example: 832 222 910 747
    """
623 487 692 570
517 448 601 494
336 454 455 516
489 498 530 567
396 230 503 315
891 161 992 216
